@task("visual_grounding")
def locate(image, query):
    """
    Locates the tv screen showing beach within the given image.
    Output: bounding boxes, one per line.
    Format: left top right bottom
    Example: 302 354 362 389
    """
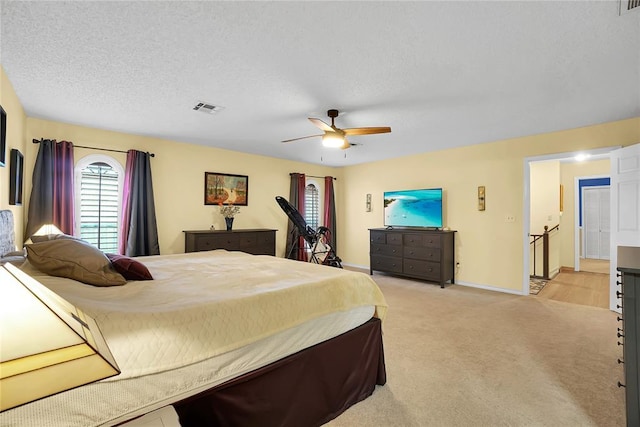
384 188 443 228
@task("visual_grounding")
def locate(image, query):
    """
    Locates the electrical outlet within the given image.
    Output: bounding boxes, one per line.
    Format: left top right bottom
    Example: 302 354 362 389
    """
505 215 516 222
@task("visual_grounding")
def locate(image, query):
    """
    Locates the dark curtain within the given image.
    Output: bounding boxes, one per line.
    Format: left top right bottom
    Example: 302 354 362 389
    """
25 140 75 238
323 176 337 252
285 173 307 261
119 150 160 256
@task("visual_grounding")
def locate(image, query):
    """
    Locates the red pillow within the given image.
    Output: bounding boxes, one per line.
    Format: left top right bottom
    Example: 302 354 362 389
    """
106 254 153 281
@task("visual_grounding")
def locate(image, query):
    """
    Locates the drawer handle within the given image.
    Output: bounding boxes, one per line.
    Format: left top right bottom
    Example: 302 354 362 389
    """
428 268 433 272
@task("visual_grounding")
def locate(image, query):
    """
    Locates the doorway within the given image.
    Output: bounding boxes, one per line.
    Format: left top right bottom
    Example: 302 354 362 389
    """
522 147 617 303
575 177 611 274
583 186 610 260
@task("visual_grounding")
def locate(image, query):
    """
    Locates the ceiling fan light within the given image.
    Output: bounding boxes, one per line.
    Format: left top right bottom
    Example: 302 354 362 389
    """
322 133 344 148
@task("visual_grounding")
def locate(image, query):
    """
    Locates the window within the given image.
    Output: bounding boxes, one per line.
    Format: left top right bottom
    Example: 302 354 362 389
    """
75 155 124 253
305 183 320 230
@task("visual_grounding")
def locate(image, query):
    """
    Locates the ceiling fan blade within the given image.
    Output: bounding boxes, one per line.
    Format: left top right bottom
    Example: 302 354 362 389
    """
309 118 334 132
281 134 323 143
343 127 391 136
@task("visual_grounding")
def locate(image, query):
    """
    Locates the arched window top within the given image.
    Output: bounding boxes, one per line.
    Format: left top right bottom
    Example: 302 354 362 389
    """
74 154 124 253
76 154 124 175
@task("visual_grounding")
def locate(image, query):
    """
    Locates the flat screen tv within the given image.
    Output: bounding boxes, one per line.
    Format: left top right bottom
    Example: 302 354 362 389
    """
383 188 443 228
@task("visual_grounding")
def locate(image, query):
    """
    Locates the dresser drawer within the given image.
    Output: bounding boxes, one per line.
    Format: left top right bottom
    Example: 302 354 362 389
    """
370 231 403 245
249 232 276 255
404 259 440 280
239 233 258 247
371 243 402 257
370 231 387 245
371 255 403 273
404 233 425 247
196 233 240 251
386 233 403 245
403 246 441 261
423 234 441 248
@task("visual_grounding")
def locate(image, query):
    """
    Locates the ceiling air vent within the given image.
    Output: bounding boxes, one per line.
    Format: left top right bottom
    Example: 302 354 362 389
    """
620 0 640 15
193 102 225 114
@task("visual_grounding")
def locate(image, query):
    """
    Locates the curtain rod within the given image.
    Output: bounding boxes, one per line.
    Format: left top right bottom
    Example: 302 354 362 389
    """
290 173 336 180
32 139 155 157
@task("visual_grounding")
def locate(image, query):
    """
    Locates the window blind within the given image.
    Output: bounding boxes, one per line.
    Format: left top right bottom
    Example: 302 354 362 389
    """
79 162 119 253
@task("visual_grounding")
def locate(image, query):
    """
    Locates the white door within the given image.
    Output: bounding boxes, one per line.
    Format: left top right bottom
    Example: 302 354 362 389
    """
583 187 610 260
610 143 640 312
600 188 610 259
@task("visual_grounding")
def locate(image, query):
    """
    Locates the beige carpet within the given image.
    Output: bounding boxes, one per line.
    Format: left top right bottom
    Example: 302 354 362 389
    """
326 272 625 426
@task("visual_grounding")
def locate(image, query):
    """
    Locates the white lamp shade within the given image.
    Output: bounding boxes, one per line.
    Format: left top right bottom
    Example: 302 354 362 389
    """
0 264 120 412
32 224 64 236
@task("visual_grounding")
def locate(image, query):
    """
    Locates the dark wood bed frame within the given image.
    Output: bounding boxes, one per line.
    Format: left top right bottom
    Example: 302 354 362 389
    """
174 317 386 427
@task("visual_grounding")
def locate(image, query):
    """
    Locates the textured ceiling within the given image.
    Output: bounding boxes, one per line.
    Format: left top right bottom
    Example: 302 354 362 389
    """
1 1 639 167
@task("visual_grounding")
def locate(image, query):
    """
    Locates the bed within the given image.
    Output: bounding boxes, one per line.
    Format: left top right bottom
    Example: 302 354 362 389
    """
0 242 387 427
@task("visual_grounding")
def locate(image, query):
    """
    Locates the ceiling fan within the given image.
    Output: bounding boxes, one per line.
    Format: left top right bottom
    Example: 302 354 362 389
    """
282 109 391 149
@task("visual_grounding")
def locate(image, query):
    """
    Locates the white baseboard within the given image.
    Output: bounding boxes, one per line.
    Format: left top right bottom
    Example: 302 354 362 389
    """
341 262 369 271
454 280 525 296
344 262 526 296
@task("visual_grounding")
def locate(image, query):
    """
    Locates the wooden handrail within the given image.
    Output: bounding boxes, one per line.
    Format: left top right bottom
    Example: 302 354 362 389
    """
529 224 559 280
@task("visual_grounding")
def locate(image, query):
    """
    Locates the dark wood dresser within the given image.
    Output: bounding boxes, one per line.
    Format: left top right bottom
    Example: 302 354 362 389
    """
617 246 640 426
369 228 456 288
183 229 276 256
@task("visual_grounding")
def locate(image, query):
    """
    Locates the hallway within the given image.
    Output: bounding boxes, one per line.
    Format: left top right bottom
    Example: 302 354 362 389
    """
535 259 610 309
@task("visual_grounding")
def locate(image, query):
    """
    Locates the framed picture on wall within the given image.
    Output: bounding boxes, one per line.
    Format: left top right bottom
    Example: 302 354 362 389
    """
0 105 6 167
9 149 24 205
204 172 248 206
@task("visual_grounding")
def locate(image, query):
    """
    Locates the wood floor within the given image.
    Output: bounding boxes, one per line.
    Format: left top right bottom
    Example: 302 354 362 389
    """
535 259 610 309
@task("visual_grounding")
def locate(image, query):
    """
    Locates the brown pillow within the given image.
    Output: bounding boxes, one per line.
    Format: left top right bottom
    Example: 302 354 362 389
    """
26 239 126 286
106 253 153 281
31 233 80 243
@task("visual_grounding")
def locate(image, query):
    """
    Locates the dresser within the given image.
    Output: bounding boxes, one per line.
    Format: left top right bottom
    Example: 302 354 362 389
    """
369 228 456 288
183 229 276 256
617 246 640 426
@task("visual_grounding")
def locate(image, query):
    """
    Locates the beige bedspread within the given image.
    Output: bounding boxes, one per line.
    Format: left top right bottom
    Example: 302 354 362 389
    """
22 250 387 380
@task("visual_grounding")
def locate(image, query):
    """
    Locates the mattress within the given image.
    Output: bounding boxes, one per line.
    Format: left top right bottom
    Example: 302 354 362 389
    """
1 250 386 426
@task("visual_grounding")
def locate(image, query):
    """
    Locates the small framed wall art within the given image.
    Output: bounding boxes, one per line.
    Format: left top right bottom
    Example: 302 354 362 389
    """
0 105 6 167
9 148 23 205
204 172 248 206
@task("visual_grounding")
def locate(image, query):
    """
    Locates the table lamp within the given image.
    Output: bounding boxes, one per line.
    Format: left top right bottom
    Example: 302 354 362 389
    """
0 263 120 411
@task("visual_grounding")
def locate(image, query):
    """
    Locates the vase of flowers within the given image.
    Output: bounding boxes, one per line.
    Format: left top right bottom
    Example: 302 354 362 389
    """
219 203 240 230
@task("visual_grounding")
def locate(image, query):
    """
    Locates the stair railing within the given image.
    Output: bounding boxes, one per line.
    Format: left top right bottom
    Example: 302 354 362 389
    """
529 224 559 280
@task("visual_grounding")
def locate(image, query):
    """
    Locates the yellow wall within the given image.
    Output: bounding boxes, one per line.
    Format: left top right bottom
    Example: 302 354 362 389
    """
3 66 640 293
529 160 561 278
0 66 27 245
24 117 341 255
341 118 640 292
558 158 610 269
